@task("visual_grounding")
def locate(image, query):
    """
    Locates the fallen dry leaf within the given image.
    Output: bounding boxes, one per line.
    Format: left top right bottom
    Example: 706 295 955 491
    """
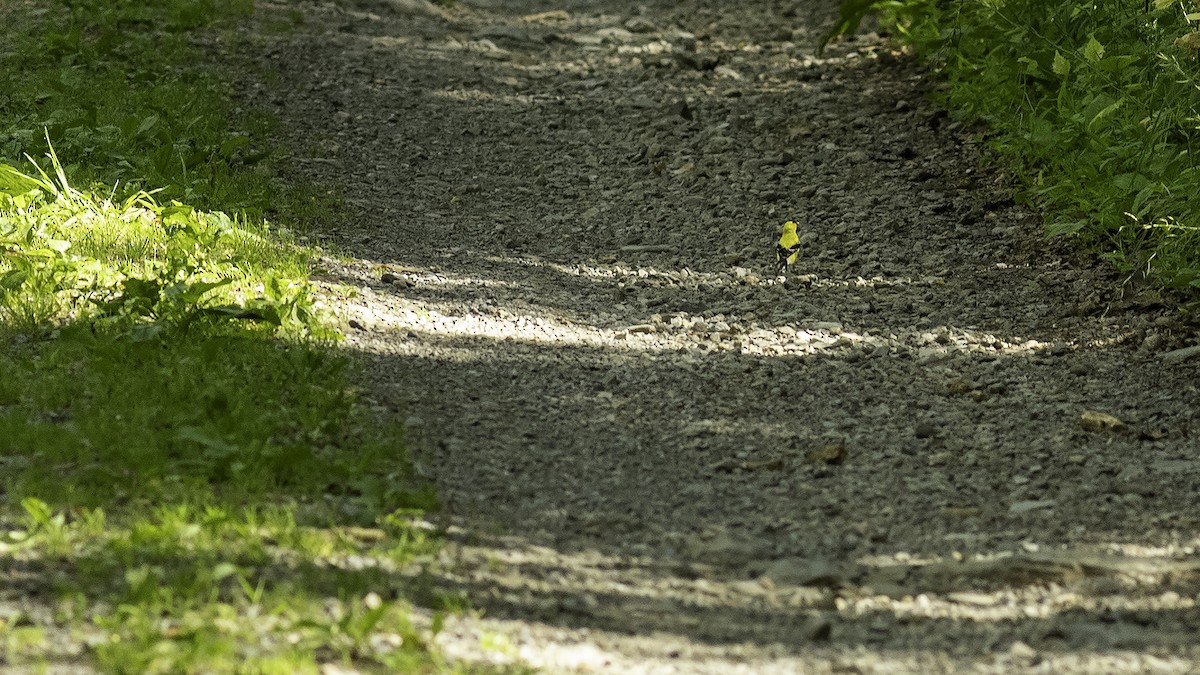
1176 31 1200 51
1080 410 1126 433
806 444 848 465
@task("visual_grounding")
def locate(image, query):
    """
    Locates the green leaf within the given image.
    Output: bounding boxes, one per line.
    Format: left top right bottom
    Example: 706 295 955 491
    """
1087 99 1124 132
210 562 239 581
175 277 232 305
1131 182 1161 215
1051 51 1070 77
1046 220 1088 237
130 323 164 342
1017 56 1043 77
136 115 160 136
20 248 67 259
1083 36 1105 63
203 303 283 326
219 135 249 158
819 0 885 54
355 602 390 637
0 164 45 196
161 214 196 237
21 498 53 529
1113 172 1151 191
121 277 163 303
176 426 240 456
0 269 28 290
1051 51 1070 76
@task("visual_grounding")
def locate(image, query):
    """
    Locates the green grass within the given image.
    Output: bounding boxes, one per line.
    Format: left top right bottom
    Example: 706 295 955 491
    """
0 156 320 337
828 0 1200 295
1 0 262 211
0 0 463 671
6 496 449 673
0 328 435 511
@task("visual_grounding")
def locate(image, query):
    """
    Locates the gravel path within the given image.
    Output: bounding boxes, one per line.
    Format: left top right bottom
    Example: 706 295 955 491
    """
242 0 1200 671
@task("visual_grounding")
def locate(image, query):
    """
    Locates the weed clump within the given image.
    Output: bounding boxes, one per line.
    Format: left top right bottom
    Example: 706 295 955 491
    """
829 0 1200 290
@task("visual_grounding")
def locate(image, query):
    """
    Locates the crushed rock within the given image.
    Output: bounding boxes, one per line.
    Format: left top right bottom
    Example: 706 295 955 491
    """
234 0 1200 671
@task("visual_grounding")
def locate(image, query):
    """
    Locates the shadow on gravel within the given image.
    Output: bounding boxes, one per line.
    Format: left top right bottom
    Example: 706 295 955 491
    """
352 325 1198 553
428 533 1200 664
344 313 1200 666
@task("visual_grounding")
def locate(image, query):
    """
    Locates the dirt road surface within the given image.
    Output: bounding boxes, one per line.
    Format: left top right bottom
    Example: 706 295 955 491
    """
241 0 1200 671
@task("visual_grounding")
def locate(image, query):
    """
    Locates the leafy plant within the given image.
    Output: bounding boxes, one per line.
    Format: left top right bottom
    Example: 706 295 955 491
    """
1 149 326 338
820 0 939 53
833 0 1200 290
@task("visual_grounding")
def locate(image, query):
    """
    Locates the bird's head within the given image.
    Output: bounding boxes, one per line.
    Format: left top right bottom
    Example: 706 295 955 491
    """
782 220 797 233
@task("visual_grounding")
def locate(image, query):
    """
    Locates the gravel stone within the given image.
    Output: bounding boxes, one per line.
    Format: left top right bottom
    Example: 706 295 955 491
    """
237 0 1200 671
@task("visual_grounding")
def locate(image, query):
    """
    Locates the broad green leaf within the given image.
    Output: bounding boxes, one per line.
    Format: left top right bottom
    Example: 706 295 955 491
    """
1113 172 1151 191
1088 99 1124 132
1046 220 1088 237
177 278 232 304
1083 36 1105 63
0 165 46 197
1131 183 1162 215
20 248 66 259
121 277 162 302
176 426 240 456
136 115 160 136
210 563 239 581
1051 51 1070 77
0 270 28 290
161 203 196 228
1017 56 1043 77
20 498 53 529
130 323 164 341
219 136 250 158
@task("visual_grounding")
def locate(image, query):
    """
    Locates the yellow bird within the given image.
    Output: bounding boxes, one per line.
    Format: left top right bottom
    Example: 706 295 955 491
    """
775 220 801 274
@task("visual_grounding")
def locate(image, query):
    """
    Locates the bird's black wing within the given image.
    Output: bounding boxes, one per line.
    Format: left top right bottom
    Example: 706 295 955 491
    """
775 243 801 273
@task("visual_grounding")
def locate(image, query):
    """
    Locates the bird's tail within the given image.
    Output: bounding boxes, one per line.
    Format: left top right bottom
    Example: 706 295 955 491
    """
776 243 799 274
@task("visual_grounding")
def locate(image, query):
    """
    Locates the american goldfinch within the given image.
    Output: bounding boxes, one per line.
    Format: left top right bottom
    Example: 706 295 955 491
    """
775 220 801 274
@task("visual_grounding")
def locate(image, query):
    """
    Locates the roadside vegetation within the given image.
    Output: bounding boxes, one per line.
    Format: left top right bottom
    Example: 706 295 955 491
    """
0 1 452 671
829 0 1200 294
